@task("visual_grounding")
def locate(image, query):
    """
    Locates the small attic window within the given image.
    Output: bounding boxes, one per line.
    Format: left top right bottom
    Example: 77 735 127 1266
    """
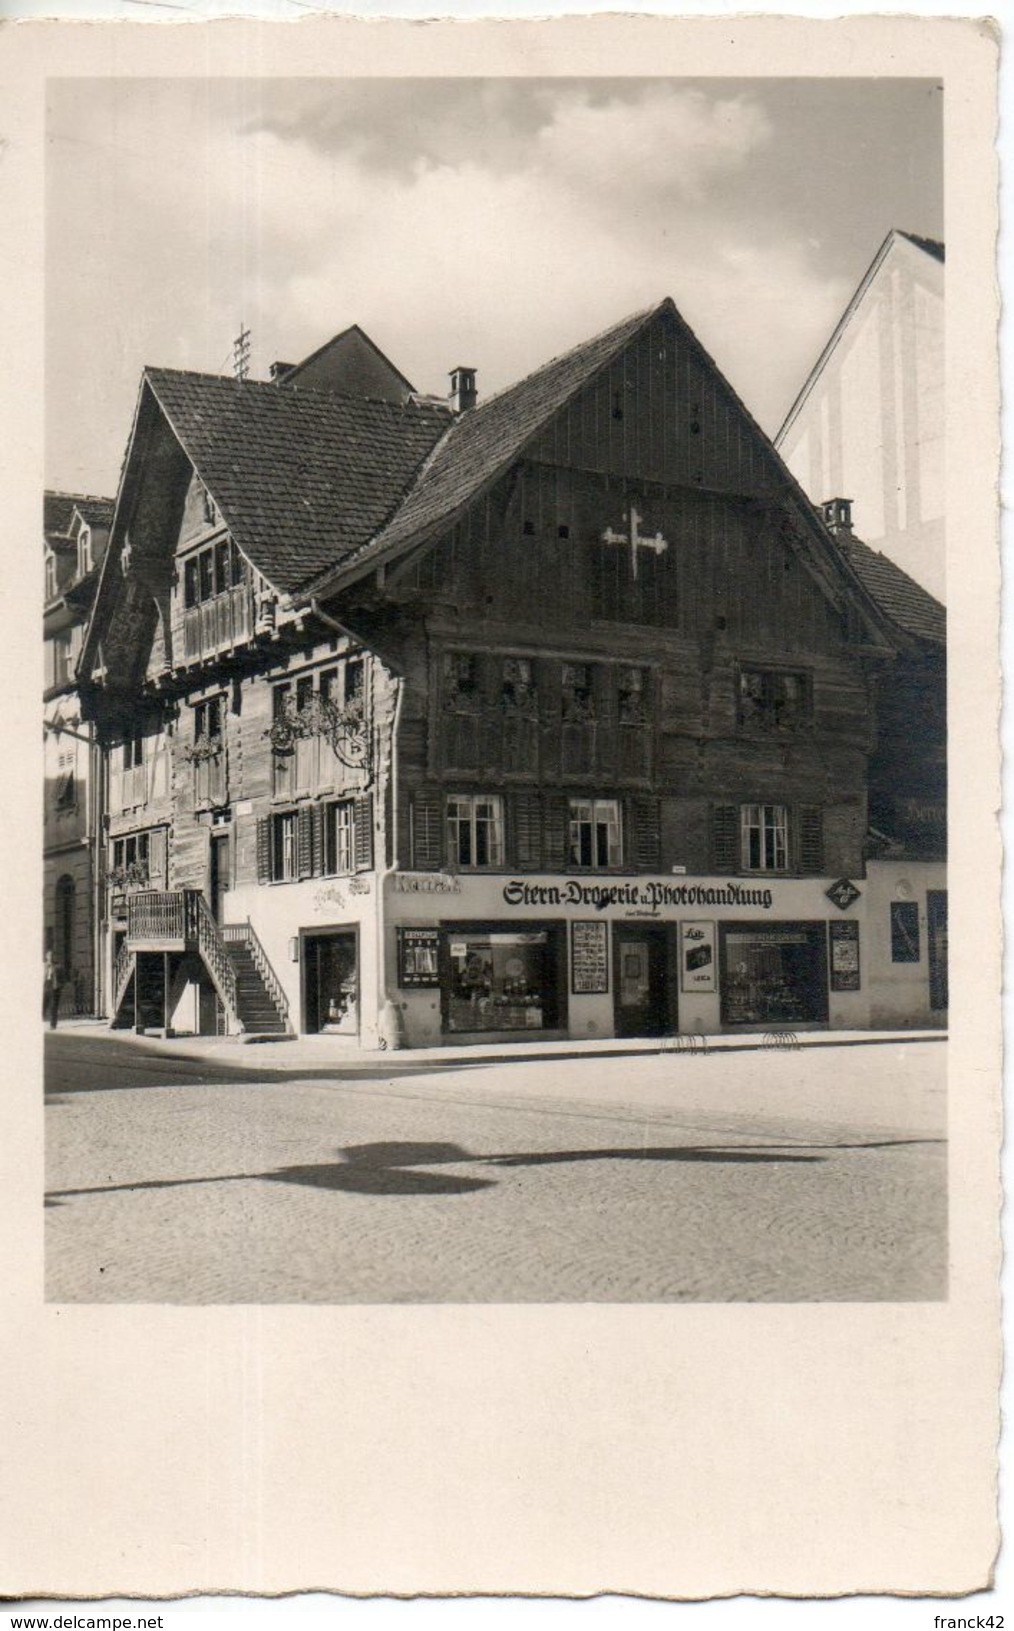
201 485 217 526
522 519 536 536
77 527 92 577
612 392 624 421
44 552 57 600
557 524 570 540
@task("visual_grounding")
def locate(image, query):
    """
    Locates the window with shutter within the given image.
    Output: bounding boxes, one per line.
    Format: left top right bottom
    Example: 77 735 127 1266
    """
297 806 314 879
354 793 373 871
631 797 660 870
542 794 569 869
148 827 168 888
513 793 542 869
711 805 739 873
311 805 325 876
411 791 444 869
256 817 272 884
799 807 824 874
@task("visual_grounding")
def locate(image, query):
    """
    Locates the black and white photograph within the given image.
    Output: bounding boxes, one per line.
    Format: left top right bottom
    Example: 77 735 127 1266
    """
6 8 1001 1607
42 71 949 1306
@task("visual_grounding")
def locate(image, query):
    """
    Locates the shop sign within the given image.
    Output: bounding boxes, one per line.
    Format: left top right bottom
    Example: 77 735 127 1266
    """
826 878 861 911
680 921 716 993
394 872 462 895
828 919 861 991
397 926 440 987
502 879 775 912
570 920 609 994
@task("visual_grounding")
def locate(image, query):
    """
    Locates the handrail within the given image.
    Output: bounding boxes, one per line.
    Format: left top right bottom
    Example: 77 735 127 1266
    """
221 920 290 1028
192 892 240 1026
111 941 134 1016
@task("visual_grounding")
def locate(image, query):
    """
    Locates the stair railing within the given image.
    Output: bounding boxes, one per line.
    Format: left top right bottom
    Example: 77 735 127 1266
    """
111 942 134 1019
193 892 241 1030
222 920 291 1031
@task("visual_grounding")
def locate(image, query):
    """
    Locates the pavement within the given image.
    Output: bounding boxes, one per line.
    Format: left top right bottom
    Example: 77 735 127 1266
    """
44 1027 947 1305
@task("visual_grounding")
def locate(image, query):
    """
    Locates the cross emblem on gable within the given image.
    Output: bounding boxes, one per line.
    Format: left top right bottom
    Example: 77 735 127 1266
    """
601 503 668 579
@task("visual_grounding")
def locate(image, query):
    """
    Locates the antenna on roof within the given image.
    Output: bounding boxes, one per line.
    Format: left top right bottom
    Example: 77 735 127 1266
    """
233 324 251 381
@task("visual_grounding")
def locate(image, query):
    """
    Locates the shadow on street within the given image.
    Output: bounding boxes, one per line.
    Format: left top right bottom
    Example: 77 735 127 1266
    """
44 1132 945 1208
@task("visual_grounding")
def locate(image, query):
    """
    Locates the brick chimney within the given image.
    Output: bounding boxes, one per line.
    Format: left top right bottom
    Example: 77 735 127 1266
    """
449 365 477 414
821 497 854 536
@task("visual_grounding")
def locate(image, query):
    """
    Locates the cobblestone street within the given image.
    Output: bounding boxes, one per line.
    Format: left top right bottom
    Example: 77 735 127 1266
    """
45 1031 947 1303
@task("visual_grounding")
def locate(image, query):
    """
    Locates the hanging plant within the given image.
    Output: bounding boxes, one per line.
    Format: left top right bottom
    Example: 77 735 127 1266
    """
265 693 367 769
108 861 150 891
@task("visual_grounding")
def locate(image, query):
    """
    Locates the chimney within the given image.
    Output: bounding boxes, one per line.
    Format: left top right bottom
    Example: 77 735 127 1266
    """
821 497 854 536
449 365 477 414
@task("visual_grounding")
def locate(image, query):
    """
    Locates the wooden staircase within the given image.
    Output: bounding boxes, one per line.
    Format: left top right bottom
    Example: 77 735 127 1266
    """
222 924 290 1036
110 892 290 1037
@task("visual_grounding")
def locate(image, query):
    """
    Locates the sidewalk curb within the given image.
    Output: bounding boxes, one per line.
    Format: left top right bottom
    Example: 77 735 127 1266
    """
49 1020 947 1075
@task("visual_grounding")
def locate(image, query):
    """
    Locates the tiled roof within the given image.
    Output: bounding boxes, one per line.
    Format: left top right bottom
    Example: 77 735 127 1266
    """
837 534 946 644
44 489 113 543
898 231 945 263
73 496 115 529
310 301 662 589
143 369 452 595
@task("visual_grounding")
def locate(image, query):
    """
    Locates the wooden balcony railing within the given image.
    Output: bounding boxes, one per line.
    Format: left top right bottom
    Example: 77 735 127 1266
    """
183 584 254 662
124 889 240 1027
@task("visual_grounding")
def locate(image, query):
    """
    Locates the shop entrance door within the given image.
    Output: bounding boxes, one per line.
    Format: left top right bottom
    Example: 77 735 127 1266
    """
613 926 668 1038
927 890 948 1012
304 930 359 1035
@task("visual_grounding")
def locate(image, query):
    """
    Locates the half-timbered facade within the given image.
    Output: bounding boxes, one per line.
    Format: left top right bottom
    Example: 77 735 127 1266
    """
78 298 944 1045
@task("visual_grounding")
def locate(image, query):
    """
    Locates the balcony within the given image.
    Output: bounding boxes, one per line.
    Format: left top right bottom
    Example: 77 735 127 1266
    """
183 584 254 663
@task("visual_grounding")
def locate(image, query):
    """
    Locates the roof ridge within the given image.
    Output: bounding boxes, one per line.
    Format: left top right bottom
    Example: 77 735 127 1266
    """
144 364 452 418
468 299 662 415
45 488 115 504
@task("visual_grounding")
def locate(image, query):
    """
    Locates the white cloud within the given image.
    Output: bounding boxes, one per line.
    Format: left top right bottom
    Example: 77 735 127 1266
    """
45 80 862 490
534 87 772 207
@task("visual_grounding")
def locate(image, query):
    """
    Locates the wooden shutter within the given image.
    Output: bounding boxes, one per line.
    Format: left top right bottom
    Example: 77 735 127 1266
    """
148 826 168 889
513 792 542 870
354 793 374 871
297 806 314 879
799 806 824 874
543 793 569 870
629 797 661 871
411 790 444 870
255 816 272 884
711 805 739 873
311 805 325 877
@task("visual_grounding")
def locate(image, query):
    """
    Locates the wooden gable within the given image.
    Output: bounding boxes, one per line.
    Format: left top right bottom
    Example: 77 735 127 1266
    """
390 306 872 662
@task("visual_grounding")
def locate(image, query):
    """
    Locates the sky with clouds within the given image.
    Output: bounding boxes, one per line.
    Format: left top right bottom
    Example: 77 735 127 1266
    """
46 76 942 495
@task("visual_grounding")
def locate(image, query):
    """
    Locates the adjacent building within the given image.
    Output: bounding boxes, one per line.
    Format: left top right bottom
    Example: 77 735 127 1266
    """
44 491 114 1015
76 296 946 1046
776 230 945 603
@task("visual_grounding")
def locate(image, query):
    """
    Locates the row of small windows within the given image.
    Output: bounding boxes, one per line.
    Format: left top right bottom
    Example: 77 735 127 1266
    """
183 538 247 608
273 658 364 719
420 793 818 875
443 653 808 730
444 654 648 723
256 795 373 884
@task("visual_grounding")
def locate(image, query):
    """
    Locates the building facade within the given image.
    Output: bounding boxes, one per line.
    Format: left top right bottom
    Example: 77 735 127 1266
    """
776 230 945 604
78 299 945 1046
44 492 114 1016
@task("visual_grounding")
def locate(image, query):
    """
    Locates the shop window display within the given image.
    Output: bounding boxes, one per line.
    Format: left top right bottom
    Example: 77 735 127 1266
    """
445 931 549 1033
720 923 828 1027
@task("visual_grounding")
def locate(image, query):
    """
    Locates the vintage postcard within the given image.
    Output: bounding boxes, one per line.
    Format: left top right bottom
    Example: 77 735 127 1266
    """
0 11 1001 1605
